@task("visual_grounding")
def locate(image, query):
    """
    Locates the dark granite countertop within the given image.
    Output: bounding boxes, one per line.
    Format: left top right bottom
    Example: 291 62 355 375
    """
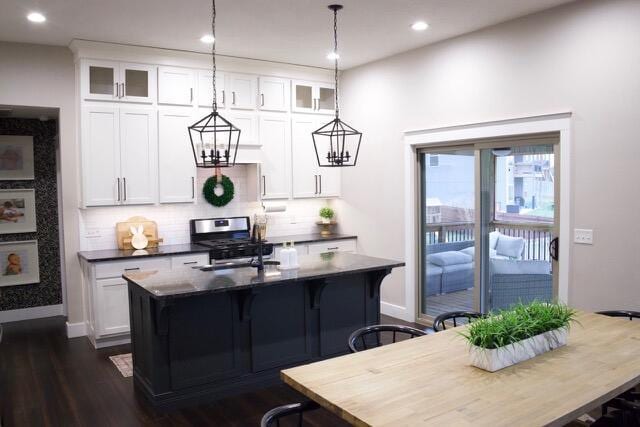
123 252 404 299
267 233 357 246
78 243 210 262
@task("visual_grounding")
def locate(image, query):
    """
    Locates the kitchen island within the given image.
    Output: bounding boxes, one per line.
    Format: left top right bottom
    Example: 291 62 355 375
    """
123 252 403 408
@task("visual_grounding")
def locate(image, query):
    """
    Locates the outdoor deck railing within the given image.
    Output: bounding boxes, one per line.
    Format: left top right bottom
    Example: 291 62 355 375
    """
425 221 553 261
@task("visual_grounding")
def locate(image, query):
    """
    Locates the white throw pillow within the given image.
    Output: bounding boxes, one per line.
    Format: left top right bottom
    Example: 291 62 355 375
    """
495 234 525 259
490 259 551 275
460 246 475 260
489 231 500 250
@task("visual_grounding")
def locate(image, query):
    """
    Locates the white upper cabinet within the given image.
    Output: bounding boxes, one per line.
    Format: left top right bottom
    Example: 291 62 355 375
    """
227 73 258 110
291 115 341 199
158 66 196 106
197 70 226 108
158 109 197 203
225 111 259 147
292 80 335 114
82 60 156 103
258 76 290 112
291 116 320 198
81 105 157 207
81 105 121 206
259 115 290 199
119 107 157 205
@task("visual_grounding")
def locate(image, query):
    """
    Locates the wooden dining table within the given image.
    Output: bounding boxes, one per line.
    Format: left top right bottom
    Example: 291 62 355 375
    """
281 311 640 426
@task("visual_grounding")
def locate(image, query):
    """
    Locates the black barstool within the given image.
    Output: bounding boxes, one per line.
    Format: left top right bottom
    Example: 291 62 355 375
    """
348 324 427 353
260 400 320 427
432 311 482 332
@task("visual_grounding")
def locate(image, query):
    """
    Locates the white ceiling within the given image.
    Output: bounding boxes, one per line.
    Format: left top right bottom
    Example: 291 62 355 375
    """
1 0 575 69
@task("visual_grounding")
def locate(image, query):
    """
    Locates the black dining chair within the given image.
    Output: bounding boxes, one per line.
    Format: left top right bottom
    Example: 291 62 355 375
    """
432 311 483 332
597 310 640 419
260 400 320 427
597 310 640 321
348 324 427 353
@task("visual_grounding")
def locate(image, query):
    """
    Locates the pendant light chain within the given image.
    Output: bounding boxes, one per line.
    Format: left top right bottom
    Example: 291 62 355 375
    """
211 0 217 112
333 7 339 119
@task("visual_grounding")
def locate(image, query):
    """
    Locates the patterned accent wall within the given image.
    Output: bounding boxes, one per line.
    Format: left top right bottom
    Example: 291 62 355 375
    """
0 119 62 311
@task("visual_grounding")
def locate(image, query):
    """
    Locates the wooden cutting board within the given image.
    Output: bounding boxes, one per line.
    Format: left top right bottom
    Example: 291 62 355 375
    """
115 216 163 250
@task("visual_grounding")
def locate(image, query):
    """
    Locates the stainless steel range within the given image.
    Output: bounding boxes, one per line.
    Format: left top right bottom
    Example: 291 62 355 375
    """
190 216 274 265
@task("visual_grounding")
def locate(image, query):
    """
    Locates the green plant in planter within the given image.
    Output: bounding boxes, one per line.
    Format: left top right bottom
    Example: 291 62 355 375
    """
319 207 335 222
460 301 576 349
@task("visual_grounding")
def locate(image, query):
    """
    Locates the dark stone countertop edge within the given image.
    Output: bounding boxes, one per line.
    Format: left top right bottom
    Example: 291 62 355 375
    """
77 244 211 263
124 260 405 300
267 234 357 246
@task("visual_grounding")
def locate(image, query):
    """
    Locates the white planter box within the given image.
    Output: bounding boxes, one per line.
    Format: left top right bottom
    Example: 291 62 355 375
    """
469 327 568 372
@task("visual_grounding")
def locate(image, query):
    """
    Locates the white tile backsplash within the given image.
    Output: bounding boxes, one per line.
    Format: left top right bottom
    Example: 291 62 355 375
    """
79 166 332 251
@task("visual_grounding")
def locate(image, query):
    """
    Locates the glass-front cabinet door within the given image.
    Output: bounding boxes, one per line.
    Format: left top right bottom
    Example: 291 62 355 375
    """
82 60 155 103
292 80 335 114
119 63 156 103
84 60 118 101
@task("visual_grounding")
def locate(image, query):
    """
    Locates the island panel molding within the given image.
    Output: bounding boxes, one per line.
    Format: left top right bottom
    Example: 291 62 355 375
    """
123 252 404 408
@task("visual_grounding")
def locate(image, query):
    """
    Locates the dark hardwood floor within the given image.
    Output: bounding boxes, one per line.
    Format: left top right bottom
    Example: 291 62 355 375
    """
0 314 423 427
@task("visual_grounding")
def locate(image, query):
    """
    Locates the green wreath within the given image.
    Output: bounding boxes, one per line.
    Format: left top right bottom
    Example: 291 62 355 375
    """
203 175 235 207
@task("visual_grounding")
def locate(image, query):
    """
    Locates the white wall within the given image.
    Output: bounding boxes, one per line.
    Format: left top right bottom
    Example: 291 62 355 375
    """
336 0 640 313
0 42 82 321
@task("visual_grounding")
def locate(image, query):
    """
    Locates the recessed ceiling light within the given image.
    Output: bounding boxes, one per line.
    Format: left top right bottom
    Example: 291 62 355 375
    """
27 12 46 23
200 34 215 44
411 21 429 31
327 52 340 60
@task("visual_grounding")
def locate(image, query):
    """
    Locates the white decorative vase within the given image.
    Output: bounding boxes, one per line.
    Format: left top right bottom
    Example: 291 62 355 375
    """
468 327 568 372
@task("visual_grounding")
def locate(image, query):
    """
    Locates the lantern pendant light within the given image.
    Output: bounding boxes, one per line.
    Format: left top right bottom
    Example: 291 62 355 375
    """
188 0 240 169
312 4 362 167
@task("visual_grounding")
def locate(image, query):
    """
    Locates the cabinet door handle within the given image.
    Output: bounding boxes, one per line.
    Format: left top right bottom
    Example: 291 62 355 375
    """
262 175 266 196
121 83 125 98
183 261 198 265
124 267 140 271
190 88 193 103
123 177 127 201
261 93 265 107
232 91 236 105
327 247 339 251
191 176 195 199
222 90 225 105
314 175 318 194
115 83 119 98
312 98 316 111
117 177 121 201
319 175 322 194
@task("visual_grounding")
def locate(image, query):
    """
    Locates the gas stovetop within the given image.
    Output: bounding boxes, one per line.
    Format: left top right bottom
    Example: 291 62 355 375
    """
190 217 273 261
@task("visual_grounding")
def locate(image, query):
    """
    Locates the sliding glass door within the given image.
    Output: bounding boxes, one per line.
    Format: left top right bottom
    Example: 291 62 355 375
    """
418 136 560 322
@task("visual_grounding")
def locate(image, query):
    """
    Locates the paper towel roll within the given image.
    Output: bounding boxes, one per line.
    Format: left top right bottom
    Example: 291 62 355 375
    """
262 203 287 213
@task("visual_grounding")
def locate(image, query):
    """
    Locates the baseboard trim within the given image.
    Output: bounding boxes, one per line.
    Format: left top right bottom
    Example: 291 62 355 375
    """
66 321 88 338
0 304 64 323
380 301 412 322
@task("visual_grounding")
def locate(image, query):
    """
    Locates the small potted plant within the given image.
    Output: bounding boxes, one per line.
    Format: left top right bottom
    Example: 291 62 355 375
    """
460 301 576 372
319 207 335 224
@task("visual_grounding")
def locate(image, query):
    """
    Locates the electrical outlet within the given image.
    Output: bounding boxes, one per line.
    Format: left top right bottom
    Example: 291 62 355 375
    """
289 215 297 224
574 229 593 245
85 228 101 238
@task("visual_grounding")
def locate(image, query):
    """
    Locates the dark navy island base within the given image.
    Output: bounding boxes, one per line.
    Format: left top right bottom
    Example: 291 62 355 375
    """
123 252 404 409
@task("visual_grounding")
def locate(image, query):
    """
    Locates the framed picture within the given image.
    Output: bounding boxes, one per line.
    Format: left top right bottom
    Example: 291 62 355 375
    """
0 189 37 234
0 135 35 180
0 240 39 287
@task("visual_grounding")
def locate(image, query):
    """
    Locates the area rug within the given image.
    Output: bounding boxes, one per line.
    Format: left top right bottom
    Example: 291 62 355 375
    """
109 353 133 378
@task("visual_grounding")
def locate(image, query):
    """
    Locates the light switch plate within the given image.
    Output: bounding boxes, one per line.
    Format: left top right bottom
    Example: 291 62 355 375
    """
85 228 101 238
574 228 593 245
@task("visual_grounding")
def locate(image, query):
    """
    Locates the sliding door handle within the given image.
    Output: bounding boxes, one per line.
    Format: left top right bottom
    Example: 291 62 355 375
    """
549 237 559 261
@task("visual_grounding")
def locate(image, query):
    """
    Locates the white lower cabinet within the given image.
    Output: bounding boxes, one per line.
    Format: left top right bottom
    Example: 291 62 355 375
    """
96 278 130 336
82 253 209 348
274 238 357 259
